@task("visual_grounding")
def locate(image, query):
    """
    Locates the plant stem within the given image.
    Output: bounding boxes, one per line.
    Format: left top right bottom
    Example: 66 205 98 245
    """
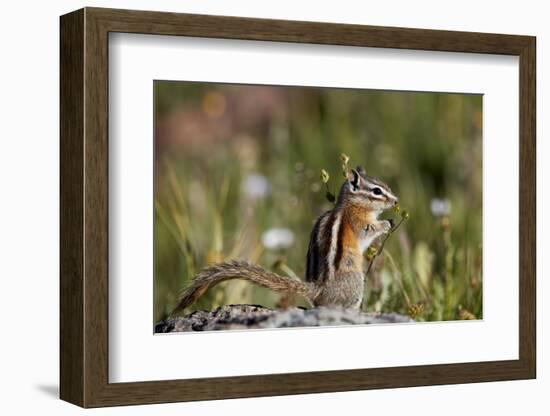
365 217 406 276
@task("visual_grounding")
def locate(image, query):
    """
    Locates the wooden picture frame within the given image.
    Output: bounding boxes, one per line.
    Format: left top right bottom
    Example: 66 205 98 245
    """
60 7 536 408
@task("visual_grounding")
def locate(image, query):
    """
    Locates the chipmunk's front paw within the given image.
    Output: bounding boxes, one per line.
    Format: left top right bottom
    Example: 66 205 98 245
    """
365 220 393 238
379 219 393 233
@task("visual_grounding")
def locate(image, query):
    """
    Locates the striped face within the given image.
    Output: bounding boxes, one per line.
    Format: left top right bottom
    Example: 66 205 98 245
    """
341 166 398 213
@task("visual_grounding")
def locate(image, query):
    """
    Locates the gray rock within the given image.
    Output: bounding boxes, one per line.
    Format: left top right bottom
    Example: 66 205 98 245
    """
155 304 413 332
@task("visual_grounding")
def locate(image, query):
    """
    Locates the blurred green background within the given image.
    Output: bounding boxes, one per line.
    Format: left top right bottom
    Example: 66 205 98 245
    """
154 81 483 323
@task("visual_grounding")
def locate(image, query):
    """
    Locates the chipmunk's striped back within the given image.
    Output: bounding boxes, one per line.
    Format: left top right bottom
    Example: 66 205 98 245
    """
306 211 339 283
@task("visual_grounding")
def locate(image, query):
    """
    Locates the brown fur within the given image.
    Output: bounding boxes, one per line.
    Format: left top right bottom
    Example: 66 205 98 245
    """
172 260 320 314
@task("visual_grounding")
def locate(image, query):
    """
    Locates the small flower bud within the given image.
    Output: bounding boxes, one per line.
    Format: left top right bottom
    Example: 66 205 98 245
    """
366 246 378 258
340 154 350 177
401 210 410 220
320 169 330 184
408 302 425 319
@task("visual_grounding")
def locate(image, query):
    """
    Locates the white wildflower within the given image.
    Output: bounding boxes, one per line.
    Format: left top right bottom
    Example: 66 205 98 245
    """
430 198 452 217
242 174 271 199
261 228 295 250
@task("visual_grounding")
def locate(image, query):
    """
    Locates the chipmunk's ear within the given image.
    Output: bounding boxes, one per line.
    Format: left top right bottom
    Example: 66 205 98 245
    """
355 165 367 177
347 168 362 192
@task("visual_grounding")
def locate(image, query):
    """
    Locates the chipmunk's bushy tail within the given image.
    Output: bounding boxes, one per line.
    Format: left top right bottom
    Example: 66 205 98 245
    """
171 260 318 314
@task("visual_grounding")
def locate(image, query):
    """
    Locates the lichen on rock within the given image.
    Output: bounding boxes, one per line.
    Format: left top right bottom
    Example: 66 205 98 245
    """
155 304 413 333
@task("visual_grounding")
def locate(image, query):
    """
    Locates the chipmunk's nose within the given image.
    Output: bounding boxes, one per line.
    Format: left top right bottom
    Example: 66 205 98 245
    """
393 198 399 206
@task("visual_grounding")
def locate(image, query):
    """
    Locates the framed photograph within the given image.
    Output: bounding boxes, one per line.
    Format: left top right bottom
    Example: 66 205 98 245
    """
60 7 536 408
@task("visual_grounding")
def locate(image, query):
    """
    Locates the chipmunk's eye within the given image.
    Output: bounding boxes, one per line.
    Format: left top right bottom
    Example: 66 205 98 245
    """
372 187 383 196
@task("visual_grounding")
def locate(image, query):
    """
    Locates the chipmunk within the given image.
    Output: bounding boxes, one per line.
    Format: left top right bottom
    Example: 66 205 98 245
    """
171 166 398 313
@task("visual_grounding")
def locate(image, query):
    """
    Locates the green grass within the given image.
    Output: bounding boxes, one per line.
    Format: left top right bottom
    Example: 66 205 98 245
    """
154 81 483 323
